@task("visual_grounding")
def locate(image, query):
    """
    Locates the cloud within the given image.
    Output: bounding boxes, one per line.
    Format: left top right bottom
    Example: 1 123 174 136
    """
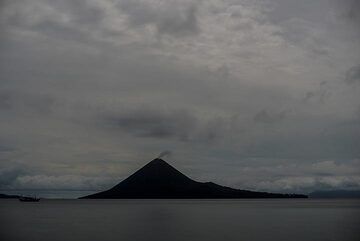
0 173 116 191
303 81 331 103
103 108 233 143
276 17 330 57
1 0 104 31
105 109 198 141
118 0 199 37
0 90 55 114
0 167 25 188
253 109 288 124
339 0 360 24
256 176 360 193
345 64 360 84
304 91 315 101
204 160 360 193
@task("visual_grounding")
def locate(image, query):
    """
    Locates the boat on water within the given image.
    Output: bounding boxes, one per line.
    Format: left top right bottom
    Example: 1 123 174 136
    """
19 196 40 202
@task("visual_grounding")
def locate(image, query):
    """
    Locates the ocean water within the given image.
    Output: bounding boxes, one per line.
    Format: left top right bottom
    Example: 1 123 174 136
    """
1 199 359 241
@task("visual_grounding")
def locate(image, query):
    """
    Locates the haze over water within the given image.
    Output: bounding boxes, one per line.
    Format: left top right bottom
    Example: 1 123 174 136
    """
1 199 359 241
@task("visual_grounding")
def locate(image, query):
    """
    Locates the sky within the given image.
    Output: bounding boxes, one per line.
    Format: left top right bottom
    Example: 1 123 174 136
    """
0 0 359 194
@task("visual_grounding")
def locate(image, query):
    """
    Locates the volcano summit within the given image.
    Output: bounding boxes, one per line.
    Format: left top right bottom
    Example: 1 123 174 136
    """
81 159 307 199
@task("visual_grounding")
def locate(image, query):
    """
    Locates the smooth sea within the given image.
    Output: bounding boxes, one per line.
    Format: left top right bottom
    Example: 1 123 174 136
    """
1 199 359 241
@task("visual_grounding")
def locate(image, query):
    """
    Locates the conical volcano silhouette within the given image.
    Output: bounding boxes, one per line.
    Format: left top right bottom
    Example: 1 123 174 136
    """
119 158 194 187
81 159 307 199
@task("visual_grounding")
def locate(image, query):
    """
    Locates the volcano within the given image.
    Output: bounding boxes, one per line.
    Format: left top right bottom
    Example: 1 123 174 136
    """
81 158 307 199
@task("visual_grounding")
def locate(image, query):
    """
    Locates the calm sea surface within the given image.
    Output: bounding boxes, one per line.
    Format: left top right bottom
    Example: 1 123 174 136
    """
1 199 359 241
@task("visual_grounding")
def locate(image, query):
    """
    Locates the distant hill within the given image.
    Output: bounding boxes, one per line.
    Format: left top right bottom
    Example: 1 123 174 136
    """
309 190 360 198
0 193 21 199
81 158 307 199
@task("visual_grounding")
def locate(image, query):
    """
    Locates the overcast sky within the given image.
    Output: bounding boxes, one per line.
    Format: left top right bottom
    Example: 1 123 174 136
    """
0 0 359 194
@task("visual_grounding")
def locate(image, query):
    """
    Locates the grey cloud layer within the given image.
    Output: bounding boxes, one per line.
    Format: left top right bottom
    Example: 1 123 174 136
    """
345 64 360 84
119 0 199 36
0 0 359 193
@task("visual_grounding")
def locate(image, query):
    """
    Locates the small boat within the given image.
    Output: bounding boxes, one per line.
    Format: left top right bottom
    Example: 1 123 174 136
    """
19 196 40 202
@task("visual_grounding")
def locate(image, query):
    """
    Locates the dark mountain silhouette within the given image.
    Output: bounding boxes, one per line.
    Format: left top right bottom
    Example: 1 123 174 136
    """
0 193 21 199
309 190 360 198
81 158 307 199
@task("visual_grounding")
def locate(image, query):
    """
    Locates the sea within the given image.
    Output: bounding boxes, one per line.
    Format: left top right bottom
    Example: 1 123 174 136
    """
1 199 359 241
